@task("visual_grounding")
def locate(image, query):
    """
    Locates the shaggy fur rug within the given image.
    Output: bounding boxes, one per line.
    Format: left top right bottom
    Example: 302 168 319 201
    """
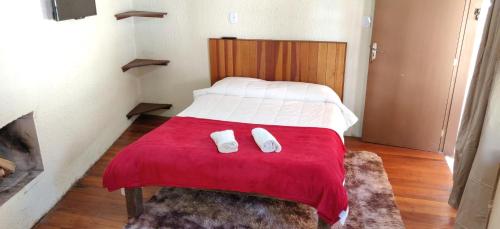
125 151 404 229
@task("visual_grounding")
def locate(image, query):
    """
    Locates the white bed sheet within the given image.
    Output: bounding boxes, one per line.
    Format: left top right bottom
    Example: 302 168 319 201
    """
179 93 354 138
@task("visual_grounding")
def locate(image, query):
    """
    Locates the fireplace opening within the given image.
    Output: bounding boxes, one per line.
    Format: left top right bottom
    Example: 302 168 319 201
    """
0 112 43 206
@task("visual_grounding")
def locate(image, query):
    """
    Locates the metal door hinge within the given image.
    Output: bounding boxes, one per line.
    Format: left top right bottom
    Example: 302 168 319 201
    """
474 8 481 21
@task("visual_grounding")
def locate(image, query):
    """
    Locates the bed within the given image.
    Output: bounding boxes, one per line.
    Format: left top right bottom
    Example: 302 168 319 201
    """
103 39 356 227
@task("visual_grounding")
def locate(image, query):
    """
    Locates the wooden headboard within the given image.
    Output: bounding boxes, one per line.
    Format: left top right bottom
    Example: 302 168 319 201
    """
209 38 347 99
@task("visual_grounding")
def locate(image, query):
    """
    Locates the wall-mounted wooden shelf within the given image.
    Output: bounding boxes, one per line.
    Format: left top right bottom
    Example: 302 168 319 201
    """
115 11 167 20
127 103 172 119
122 59 170 72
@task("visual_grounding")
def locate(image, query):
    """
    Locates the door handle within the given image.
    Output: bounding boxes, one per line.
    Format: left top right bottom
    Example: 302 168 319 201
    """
370 42 378 62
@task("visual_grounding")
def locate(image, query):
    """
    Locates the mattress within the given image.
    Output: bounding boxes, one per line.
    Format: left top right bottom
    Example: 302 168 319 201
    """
178 77 358 137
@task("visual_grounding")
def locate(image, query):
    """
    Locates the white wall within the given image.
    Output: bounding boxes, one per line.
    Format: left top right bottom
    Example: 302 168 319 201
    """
0 1 139 228
132 0 375 137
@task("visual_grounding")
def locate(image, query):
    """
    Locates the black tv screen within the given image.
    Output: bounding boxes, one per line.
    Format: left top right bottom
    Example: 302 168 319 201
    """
52 0 97 21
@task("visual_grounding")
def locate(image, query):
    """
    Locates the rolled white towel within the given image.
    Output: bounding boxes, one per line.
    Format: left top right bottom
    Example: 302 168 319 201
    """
210 130 238 153
251 128 282 153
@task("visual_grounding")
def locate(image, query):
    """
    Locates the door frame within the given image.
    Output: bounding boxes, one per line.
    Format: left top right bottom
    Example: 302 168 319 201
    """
441 0 488 155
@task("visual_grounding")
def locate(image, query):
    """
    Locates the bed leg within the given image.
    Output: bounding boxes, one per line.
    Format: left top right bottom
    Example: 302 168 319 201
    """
318 218 331 229
125 187 144 219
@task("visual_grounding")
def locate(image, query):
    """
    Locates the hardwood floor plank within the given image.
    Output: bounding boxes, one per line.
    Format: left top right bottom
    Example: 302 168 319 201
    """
34 116 456 228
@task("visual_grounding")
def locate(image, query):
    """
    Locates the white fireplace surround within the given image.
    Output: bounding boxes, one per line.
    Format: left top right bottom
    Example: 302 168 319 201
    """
0 113 44 206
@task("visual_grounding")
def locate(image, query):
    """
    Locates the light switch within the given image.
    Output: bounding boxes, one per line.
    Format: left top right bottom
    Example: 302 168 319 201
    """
229 12 238 24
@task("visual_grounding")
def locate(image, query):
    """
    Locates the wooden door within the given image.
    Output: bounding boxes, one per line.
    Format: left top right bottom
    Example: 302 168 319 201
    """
362 0 467 152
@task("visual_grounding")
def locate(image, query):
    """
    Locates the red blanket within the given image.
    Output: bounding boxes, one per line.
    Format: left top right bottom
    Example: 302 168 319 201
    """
103 117 348 224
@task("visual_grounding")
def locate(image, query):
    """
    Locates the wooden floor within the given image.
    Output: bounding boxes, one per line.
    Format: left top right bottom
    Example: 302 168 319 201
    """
35 115 456 229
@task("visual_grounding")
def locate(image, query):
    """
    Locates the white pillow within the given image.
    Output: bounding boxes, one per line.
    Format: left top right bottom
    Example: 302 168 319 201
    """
196 77 343 104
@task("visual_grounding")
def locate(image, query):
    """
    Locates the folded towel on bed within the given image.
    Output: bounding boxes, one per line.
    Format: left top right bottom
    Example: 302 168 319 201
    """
210 130 238 153
252 128 282 153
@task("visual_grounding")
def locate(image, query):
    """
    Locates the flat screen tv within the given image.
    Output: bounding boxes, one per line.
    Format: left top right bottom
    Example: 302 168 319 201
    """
52 0 97 21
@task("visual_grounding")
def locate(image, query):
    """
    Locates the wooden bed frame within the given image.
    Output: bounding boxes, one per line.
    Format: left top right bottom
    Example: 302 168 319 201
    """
123 38 348 228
